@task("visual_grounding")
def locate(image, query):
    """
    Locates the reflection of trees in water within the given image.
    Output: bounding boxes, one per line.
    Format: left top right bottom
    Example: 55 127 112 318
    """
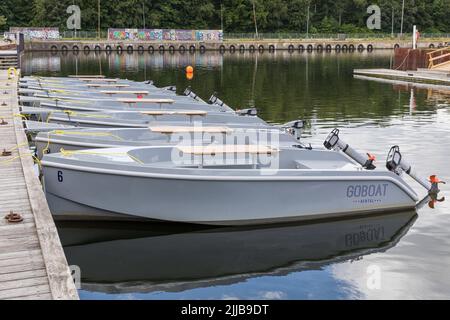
21 51 444 123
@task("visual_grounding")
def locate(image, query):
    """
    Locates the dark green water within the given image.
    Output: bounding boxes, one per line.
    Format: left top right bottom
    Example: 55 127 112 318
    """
23 51 450 299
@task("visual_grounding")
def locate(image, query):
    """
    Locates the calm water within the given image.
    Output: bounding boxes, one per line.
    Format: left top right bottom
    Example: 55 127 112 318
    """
22 50 450 299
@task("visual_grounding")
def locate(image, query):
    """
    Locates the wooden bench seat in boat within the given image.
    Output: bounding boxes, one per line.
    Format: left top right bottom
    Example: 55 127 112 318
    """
68 75 106 78
100 90 150 95
141 110 207 116
117 98 175 105
149 125 232 134
177 144 278 155
78 78 118 82
86 84 130 88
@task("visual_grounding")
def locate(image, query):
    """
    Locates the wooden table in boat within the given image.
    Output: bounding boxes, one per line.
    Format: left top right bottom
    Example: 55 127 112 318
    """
86 84 130 89
177 144 277 155
100 90 150 97
150 125 232 141
141 110 207 122
176 145 278 168
117 98 175 108
77 78 118 83
68 75 105 78
150 125 232 134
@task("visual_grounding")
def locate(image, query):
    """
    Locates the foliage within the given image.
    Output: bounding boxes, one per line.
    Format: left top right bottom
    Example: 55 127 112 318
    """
0 0 448 33
0 15 7 29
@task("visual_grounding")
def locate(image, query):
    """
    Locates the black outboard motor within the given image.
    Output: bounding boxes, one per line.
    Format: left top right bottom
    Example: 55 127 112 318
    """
209 93 228 108
162 85 176 92
386 145 445 195
236 108 257 116
324 128 376 170
282 120 305 141
208 93 232 112
183 87 205 103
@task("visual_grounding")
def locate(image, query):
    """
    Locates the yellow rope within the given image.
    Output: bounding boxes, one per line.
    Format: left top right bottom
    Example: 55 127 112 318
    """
48 89 81 95
40 129 123 158
42 130 52 155
62 110 112 118
5 142 29 152
48 97 90 105
59 148 143 164
14 113 28 120
0 155 21 165
50 130 124 141
33 154 42 169
0 153 42 169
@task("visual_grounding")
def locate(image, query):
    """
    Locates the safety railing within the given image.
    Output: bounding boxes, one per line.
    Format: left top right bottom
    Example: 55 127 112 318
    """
427 47 450 69
223 33 450 40
16 30 450 42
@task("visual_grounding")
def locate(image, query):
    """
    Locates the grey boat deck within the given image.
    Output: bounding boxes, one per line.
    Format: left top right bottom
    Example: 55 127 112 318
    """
0 70 78 300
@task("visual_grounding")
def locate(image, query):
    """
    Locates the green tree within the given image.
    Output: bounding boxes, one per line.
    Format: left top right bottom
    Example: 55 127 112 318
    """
0 15 7 29
0 0 447 34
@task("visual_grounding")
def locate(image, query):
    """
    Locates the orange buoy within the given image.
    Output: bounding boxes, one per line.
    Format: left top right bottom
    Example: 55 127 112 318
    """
186 65 194 73
186 72 194 80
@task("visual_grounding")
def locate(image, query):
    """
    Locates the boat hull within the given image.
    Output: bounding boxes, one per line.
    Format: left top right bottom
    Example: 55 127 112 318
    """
43 164 417 225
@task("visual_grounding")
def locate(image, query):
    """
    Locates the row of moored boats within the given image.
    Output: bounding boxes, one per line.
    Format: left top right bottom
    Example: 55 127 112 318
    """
18 75 442 225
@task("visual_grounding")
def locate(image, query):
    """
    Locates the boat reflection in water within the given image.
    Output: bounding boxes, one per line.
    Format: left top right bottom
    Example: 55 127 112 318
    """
57 210 417 294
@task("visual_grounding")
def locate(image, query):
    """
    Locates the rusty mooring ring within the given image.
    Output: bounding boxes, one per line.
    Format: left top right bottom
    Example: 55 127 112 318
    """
5 211 23 223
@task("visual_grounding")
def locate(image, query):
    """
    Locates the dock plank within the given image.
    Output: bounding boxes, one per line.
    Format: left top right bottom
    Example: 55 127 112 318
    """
0 277 49 291
0 71 78 300
0 284 51 300
0 269 47 283
0 248 42 261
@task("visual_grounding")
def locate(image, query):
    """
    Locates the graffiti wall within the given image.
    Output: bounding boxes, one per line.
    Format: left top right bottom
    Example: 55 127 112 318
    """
195 30 223 41
108 29 223 42
9 28 60 40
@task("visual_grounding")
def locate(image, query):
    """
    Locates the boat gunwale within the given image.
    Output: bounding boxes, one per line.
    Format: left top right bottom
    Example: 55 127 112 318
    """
41 159 419 201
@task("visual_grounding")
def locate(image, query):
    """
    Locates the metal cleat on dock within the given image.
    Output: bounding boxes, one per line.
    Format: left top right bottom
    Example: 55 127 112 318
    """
2 148 12 156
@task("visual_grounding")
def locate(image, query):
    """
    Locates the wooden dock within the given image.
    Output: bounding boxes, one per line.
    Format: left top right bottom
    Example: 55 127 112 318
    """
0 70 78 300
353 68 450 85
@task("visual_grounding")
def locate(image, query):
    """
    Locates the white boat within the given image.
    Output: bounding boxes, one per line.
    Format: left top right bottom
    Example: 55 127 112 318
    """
45 109 265 128
42 130 436 225
35 125 301 158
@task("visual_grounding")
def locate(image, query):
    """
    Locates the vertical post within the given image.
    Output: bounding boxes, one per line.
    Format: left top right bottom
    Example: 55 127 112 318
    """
17 33 25 69
252 1 258 39
391 6 394 37
143 1 146 29
72 0 77 38
412 25 417 49
97 0 101 39
400 0 405 36
306 3 310 39
221 3 224 32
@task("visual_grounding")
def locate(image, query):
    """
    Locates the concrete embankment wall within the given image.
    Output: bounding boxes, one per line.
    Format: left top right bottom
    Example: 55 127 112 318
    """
25 39 448 53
